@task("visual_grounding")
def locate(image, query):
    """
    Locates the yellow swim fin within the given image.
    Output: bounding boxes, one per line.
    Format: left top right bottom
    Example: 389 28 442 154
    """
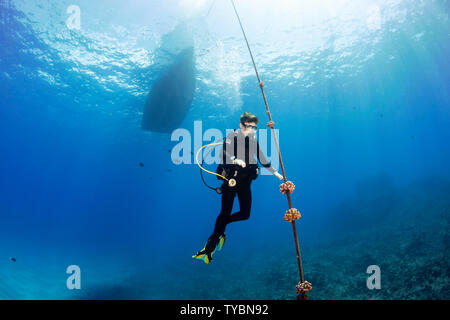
192 253 210 264
192 248 212 264
193 234 224 264
216 234 226 251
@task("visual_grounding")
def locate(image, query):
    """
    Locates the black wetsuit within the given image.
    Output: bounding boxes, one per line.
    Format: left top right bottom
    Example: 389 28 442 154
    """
212 129 276 236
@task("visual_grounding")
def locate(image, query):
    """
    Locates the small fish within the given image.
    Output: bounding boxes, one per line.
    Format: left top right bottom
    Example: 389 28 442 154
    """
149 177 153 180
168 149 172 153
139 162 144 167
10 257 16 262
167 169 172 172
411 135 415 139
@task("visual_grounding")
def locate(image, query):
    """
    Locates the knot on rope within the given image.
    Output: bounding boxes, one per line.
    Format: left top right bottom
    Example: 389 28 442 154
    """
259 81 264 88
267 120 275 129
284 208 301 222
280 181 295 195
296 281 312 294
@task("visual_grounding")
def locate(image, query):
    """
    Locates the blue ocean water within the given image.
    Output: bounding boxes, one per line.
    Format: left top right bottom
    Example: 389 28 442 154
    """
0 0 449 299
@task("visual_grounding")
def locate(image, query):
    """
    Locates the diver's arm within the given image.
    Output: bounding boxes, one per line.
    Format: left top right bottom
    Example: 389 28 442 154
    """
256 141 281 177
222 131 248 167
221 131 237 165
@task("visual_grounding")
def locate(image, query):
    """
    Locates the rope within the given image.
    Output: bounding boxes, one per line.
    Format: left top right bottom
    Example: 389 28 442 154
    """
229 0 308 299
206 0 217 16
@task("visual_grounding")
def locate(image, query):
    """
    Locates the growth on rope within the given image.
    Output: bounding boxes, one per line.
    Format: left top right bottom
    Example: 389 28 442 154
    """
284 208 301 223
280 181 295 195
296 281 312 295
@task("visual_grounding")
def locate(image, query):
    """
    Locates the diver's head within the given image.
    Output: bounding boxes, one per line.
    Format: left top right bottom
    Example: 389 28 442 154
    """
239 111 259 136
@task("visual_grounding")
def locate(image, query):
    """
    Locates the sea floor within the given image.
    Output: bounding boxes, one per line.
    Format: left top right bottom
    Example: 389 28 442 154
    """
1 178 449 300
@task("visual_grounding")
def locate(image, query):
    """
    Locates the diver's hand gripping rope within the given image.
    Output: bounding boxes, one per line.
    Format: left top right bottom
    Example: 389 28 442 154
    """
195 142 236 187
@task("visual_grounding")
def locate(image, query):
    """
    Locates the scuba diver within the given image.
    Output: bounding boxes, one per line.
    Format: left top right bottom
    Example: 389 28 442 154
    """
193 112 283 264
